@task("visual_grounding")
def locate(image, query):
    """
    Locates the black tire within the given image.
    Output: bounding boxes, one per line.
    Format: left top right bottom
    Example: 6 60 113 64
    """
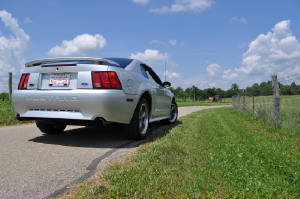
35 120 66 135
127 98 149 140
164 101 178 124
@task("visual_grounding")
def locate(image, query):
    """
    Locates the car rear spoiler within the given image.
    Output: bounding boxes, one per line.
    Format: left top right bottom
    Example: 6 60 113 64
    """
25 57 119 67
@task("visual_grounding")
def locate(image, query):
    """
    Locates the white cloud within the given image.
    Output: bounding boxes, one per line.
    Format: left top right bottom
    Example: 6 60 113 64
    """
237 20 300 80
150 0 213 14
0 10 30 91
231 17 247 24
151 39 177 46
213 20 300 87
165 70 180 79
23 17 32 24
222 69 238 80
206 63 220 76
150 20 300 89
48 33 106 57
130 49 168 66
132 0 149 5
168 39 177 46
208 82 216 87
151 39 167 46
172 20 300 89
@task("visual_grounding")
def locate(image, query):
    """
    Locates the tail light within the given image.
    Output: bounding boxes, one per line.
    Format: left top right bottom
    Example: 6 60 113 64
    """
92 71 122 89
18 73 30 90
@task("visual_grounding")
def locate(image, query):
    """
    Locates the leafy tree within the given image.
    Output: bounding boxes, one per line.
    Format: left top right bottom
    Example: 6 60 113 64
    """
280 84 291 95
185 87 193 99
259 81 272 96
290 82 300 95
174 87 185 98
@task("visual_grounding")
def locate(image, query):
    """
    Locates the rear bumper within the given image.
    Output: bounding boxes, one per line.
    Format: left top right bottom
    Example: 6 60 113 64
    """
12 89 138 124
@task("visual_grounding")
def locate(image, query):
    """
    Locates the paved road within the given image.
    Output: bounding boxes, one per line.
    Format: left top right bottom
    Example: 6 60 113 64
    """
0 105 229 199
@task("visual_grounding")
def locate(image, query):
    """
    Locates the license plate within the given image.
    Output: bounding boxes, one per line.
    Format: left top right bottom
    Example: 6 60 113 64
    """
49 74 70 87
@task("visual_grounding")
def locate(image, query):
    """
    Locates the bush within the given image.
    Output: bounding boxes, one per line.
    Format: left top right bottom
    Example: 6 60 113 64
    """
0 93 9 101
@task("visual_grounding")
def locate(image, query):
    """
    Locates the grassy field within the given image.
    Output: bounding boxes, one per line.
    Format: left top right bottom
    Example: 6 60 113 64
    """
176 98 232 107
64 108 300 199
0 100 21 126
280 95 300 135
238 95 300 135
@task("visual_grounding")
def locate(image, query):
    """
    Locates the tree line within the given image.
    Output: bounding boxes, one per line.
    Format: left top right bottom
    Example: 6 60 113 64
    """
245 81 300 96
170 81 300 100
169 83 240 100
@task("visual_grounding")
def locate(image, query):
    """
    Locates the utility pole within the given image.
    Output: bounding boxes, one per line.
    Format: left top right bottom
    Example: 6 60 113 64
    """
8 72 12 101
193 87 195 101
164 60 167 82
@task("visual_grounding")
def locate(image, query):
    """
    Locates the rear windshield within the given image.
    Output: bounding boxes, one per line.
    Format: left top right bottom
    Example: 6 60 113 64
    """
103 58 133 68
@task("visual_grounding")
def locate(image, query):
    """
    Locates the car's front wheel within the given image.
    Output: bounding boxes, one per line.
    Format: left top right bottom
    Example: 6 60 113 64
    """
36 120 66 135
127 98 149 140
166 101 178 124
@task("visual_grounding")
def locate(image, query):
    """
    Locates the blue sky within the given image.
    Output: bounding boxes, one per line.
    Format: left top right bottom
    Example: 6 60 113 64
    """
0 0 299 91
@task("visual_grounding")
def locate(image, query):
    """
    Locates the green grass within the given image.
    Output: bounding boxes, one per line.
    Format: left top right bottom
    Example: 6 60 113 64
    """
240 95 300 135
279 95 300 135
0 100 21 126
66 108 300 199
177 98 232 107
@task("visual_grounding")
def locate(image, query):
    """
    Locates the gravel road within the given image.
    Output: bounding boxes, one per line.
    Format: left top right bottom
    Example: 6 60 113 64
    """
0 105 229 199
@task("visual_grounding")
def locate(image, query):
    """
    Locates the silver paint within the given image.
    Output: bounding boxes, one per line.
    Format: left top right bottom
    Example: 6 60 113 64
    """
12 57 175 125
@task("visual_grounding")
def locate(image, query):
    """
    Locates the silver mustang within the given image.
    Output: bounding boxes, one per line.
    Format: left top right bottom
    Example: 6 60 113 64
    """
12 57 178 139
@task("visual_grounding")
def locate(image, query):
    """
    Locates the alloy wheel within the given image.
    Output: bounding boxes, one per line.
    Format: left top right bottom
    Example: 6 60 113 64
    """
169 103 178 123
138 103 149 135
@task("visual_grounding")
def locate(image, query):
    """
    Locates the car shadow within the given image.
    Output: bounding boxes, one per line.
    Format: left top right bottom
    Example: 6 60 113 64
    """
29 121 182 149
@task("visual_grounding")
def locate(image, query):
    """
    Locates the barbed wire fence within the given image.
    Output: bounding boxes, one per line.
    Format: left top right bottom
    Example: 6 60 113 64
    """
277 73 300 134
232 74 300 135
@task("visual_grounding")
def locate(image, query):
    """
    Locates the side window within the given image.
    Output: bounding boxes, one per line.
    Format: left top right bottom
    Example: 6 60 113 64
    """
145 71 157 84
141 64 163 86
140 65 148 79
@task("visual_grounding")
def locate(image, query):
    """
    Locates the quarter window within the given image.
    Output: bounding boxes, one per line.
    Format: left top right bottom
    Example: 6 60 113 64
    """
146 71 157 84
141 64 163 86
140 65 148 79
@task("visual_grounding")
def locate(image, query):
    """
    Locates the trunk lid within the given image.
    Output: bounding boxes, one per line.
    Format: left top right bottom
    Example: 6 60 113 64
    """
24 58 117 90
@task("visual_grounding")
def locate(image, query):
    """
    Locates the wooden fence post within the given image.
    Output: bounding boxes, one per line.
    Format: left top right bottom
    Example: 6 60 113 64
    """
272 75 280 128
8 72 12 101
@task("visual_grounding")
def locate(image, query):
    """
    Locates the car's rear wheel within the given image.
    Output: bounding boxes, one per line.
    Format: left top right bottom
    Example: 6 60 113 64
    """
127 98 149 140
35 120 66 135
166 101 178 124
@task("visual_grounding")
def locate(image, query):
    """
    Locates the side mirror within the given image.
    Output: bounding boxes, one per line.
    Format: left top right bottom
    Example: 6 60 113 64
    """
162 81 171 87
